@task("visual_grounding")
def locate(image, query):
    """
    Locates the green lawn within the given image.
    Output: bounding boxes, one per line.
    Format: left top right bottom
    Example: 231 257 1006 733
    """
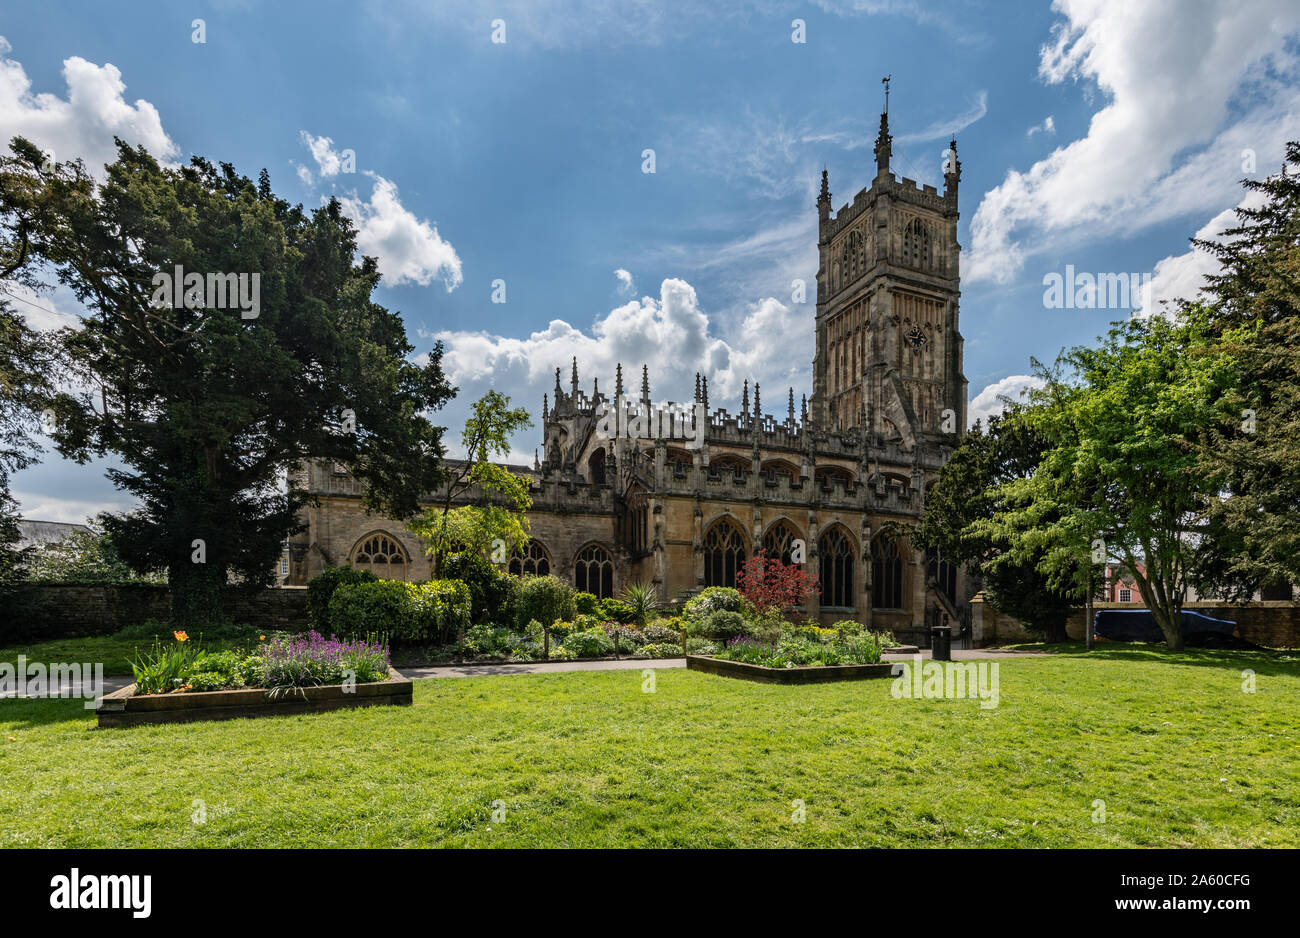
2 645 1297 847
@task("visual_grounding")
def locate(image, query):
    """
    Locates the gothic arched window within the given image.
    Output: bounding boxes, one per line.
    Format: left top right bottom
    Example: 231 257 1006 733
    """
350 532 409 581
926 546 957 605
703 518 747 589
872 537 904 609
903 218 932 270
762 520 803 566
574 543 614 598
818 526 855 608
509 541 551 577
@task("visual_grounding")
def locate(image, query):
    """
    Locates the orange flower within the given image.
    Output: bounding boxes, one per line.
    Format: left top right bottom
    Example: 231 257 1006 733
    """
259 635 266 641
173 630 189 642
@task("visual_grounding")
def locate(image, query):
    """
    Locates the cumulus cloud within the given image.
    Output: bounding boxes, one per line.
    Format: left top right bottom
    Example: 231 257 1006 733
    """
613 268 636 296
965 0 1300 284
967 374 1046 428
0 36 179 178
433 277 813 454
337 174 463 289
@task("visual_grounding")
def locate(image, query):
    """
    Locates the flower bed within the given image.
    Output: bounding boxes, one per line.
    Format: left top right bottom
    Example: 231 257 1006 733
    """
686 655 895 685
97 667 411 727
130 630 391 696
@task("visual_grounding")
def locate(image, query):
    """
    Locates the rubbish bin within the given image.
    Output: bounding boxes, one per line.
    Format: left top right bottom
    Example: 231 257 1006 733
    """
930 625 952 662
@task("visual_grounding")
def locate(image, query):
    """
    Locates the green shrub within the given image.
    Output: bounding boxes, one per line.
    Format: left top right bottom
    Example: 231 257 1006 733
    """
606 625 645 650
513 575 576 629
443 551 514 623
560 627 615 658
620 582 660 626
682 586 749 621
186 670 228 692
596 597 635 623
698 609 750 641
307 566 378 633
639 643 681 658
328 578 470 644
463 622 514 658
192 649 256 687
642 621 681 644
686 637 720 655
573 591 600 616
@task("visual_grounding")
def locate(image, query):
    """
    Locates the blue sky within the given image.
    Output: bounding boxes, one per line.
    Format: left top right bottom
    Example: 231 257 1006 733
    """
2 0 1299 521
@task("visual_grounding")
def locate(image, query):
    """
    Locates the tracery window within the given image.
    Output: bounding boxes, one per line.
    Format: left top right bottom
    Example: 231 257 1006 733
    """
509 541 551 577
872 537 904 609
703 519 746 589
574 543 614 598
350 532 409 581
818 526 855 608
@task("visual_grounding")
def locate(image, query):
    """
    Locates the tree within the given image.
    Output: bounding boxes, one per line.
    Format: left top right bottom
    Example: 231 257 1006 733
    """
918 411 1077 642
22 524 163 583
412 390 532 578
1190 141 1300 598
0 137 454 626
976 312 1238 651
736 549 820 621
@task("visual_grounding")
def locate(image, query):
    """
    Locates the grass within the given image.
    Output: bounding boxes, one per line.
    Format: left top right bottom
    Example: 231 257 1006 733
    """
1 645 1298 847
1 628 266 676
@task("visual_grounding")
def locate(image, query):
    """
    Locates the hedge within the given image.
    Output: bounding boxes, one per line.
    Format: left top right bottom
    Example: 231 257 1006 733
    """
328 578 471 644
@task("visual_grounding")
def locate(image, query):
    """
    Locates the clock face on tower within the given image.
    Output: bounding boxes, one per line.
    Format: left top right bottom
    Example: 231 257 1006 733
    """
904 325 927 351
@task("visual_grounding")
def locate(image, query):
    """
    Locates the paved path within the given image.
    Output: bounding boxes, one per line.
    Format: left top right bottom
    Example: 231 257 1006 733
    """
398 647 1053 680
0 648 1055 697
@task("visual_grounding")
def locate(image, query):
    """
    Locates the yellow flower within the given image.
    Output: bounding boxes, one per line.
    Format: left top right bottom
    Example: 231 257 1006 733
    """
173 630 189 642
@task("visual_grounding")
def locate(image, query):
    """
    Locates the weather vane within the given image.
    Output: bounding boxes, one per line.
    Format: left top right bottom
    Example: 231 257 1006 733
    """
882 75 891 114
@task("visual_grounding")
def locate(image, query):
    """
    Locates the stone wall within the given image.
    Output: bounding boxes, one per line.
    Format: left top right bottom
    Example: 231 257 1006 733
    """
1064 601 1300 649
971 593 1300 649
1 583 308 643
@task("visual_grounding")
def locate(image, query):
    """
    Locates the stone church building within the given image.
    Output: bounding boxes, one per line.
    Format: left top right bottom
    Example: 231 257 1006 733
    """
287 101 969 643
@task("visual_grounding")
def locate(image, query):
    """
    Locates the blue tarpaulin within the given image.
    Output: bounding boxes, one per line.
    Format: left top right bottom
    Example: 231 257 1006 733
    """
1094 609 1238 643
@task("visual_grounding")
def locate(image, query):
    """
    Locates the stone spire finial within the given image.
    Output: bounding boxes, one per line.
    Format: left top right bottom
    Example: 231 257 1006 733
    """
874 75 892 175
944 136 962 189
801 393 808 423
542 392 549 421
534 448 540 471
592 376 599 400
694 372 701 403
701 375 709 410
554 367 562 396
753 382 761 418
818 167 830 206
615 362 624 398
788 387 796 423
571 356 579 395
641 364 650 402
742 379 749 417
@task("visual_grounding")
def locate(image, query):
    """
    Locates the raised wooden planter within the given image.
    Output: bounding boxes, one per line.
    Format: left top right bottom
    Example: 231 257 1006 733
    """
96 667 412 728
686 655 896 685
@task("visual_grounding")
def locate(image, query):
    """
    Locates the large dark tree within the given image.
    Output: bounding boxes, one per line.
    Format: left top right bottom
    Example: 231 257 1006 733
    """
0 137 455 626
1191 142 1300 600
918 410 1076 642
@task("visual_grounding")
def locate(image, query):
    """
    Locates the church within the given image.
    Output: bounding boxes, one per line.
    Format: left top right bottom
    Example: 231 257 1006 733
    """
286 99 969 645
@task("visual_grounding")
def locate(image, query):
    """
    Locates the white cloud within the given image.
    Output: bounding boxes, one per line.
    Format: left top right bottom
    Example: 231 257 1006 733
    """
1027 115 1055 138
613 268 635 296
433 277 812 453
337 174 463 289
967 374 1045 428
965 0 1300 284
0 37 178 178
10 491 130 525
300 131 346 178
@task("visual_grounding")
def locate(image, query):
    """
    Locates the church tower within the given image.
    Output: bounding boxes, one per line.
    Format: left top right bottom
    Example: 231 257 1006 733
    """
810 81 967 449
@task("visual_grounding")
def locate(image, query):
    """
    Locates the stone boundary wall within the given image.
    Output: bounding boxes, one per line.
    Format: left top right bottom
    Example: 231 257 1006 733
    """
971 593 1300 649
1 583 308 642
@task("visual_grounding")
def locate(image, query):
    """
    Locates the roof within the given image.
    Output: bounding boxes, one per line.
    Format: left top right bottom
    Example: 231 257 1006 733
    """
15 520 93 549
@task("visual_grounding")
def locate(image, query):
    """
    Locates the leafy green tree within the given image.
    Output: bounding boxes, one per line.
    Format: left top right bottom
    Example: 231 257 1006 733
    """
413 390 532 577
976 312 1238 650
1190 141 1300 599
0 137 454 627
918 411 1076 642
